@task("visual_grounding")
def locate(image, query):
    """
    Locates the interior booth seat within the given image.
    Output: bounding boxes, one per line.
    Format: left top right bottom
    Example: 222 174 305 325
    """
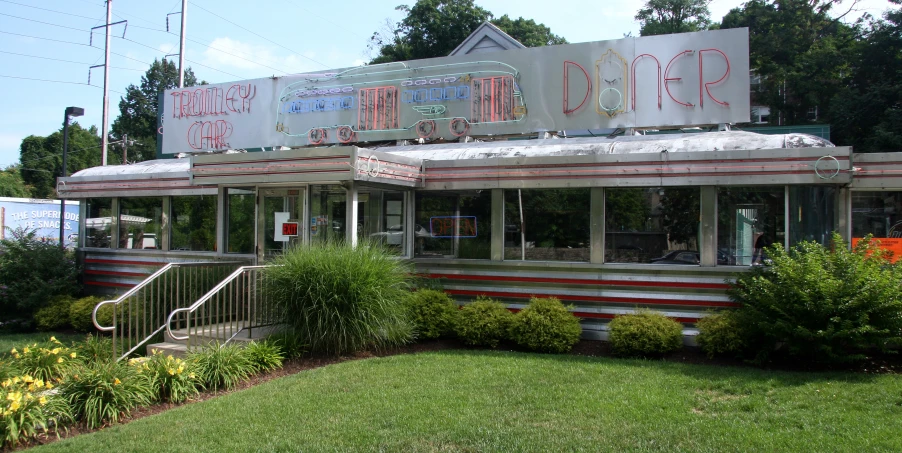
59 131 851 340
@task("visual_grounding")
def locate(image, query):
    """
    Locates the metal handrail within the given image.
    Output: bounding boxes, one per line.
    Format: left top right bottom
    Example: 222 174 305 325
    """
165 265 273 344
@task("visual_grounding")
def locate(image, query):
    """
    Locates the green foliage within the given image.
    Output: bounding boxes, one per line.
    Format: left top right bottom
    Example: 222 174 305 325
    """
265 241 414 355
133 352 202 404
0 374 72 447
509 297 582 354
34 296 75 331
267 330 308 359
244 340 285 373
73 334 113 364
69 296 112 332
608 310 683 357
635 0 712 36
727 233 902 364
59 360 155 429
490 15 567 47
0 166 31 198
18 123 101 198
406 290 458 340
9 337 77 382
695 311 746 359
0 228 79 321
187 343 256 391
454 296 514 348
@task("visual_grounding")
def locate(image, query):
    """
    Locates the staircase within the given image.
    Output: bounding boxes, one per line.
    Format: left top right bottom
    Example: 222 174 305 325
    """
148 322 282 357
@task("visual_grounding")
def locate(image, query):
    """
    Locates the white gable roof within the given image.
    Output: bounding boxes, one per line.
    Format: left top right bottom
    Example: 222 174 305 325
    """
449 21 525 56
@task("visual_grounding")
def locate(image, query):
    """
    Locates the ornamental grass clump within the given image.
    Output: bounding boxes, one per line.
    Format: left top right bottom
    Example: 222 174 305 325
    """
59 360 155 429
727 233 902 365
0 374 71 447
406 289 458 340
244 340 285 373
608 310 683 357
265 241 414 355
134 351 202 404
187 343 256 391
10 337 77 382
454 296 514 348
509 296 582 354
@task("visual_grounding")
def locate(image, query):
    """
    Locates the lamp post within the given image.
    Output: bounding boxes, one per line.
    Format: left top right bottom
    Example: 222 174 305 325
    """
60 106 84 250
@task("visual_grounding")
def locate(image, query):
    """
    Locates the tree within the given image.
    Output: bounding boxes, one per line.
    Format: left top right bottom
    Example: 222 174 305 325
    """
368 0 566 64
0 165 31 198
635 0 712 36
18 123 101 199
111 59 198 163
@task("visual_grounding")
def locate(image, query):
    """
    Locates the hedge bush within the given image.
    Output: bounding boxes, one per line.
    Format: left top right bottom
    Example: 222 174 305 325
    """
34 295 75 331
69 296 112 332
695 311 746 359
265 241 413 355
406 289 458 340
0 228 79 321
608 310 683 357
454 296 514 348
727 233 902 364
509 297 582 354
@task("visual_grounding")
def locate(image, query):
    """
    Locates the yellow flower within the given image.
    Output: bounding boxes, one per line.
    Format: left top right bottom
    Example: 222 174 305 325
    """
9 400 20 412
9 348 17 355
45 382 53 389
22 347 29 354
113 378 121 385
49 336 57 343
25 393 33 401
57 357 64 363
70 352 77 359
38 396 47 406
22 375 33 383
188 373 195 379
167 368 175 376
51 348 61 355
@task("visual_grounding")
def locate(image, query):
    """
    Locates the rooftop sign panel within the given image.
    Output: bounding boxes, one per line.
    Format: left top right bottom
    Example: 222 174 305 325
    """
160 28 749 154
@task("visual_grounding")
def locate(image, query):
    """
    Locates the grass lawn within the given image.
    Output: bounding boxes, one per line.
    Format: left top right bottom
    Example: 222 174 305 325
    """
30 350 902 452
0 332 85 356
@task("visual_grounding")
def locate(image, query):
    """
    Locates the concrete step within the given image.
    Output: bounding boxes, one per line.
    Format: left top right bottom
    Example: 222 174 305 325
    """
147 342 189 358
147 323 282 357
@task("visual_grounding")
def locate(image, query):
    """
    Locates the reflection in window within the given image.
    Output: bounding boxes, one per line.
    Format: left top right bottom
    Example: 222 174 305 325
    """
171 195 216 251
789 186 835 247
852 191 902 239
718 187 785 266
119 198 163 250
415 191 491 259
226 188 254 254
606 187 699 264
362 189 407 256
504 189 589 262
84 198 112 248
309 185 347 244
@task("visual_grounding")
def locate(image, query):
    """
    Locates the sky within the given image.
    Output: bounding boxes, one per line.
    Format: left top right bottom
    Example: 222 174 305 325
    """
0 0 895 169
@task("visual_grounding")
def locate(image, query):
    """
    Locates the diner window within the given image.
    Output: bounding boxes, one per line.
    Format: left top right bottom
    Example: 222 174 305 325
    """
718 186 785 266
606 187 699 264
362 189 408 256
171 195 216 252
415 191 491 259
852 191 902 239
309 185 347 244
226 188 255 254
84 198 112 248
789 186 835 247
505 188 589 262
118 198 163 250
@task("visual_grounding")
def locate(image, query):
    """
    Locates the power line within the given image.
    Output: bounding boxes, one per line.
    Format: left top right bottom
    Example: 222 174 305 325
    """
0 51 144 71
0 12 91 34
0 0 105 22
118 36 245 79
0 75 124 94
191 1 329 69
0 31 154 68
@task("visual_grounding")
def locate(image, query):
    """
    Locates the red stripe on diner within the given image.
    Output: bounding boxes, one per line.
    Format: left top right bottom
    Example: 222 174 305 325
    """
500 307 698 323
192 169 347 179
420 273 729 290
84 269 150 278
445 289 736 308
192 155 351 166
84 280 135 288
85 259 166 267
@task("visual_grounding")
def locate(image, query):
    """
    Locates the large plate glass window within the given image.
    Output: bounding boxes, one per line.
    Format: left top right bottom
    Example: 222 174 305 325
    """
717 186 785 266
226 187 255 254
309 185 348 244
170 195 216 252
606 187 699 264
118 198 163 250
852 191 902 262
415 191 491 259
84 198 112 248
504 188 589 262
361 189 408 256
789 186 835 247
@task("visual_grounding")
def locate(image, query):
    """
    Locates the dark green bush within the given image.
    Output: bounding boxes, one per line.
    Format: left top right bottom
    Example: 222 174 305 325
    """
34 295 75 331
0 228 79 321
59 360 155 429
69 296 112 332
696 311 746 359
265 241 413 355
267 329 308 359
608 310 683 357
407 289 458 340
187 343 256 391
454 296 514 348
509 297 582 353
727 233 902 364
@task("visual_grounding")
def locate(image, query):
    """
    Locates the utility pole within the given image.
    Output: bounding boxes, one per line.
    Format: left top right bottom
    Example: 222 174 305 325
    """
102 0 112 165
121 133 128 164
179 0 187 88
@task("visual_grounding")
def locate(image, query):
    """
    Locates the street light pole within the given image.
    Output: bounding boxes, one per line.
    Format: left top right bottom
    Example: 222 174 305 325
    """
60 106 84 250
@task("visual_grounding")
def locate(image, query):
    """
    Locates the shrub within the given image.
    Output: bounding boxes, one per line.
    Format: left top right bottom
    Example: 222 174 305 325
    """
244 340 285 373
608 310 683 357
696 311 746 359
454 296 514 348
187 343 256 391
0 374 72 447
265 241 414 355
0 227 79 320
9 337 77 382
73 334 114 364
509 297 582 354
34 295 75 331
69 296 113 332
406 290 458 340
133 351 202 403
59 360 155 429
267 330 308 359
727 233 902 364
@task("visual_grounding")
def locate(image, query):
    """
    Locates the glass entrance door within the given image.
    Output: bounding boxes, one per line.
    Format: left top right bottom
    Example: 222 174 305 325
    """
259 188 306 260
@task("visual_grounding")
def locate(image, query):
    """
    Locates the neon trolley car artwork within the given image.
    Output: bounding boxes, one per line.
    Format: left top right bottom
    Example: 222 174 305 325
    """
275 61 527 145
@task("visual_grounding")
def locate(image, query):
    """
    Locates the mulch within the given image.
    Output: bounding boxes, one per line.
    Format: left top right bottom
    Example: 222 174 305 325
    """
10 338 901 451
